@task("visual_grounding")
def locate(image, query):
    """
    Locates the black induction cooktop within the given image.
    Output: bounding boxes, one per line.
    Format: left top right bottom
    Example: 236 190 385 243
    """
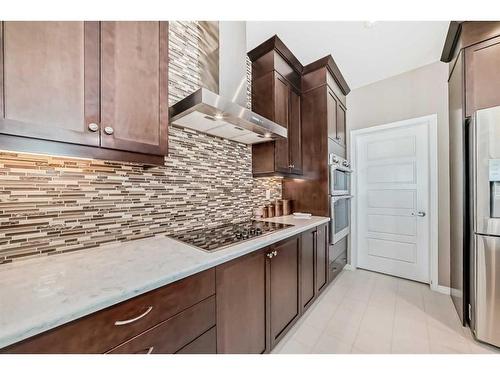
168 220 293 252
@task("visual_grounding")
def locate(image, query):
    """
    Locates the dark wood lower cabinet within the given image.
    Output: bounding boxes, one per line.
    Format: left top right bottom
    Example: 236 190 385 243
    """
300 224 329 314
300 229 316 311
216 249 268 354
3 269 215 354
176 327 216 354
216 231 322 352
107 296 216 354
3 225 331 354
270 236 300 347
316 224 328 293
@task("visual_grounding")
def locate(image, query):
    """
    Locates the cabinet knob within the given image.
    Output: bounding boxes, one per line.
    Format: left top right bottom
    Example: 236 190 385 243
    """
104 126 114 135
88 123 99 132
266 252 274 259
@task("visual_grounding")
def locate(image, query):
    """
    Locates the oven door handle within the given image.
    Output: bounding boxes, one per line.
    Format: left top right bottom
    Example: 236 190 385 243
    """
331 195 353 202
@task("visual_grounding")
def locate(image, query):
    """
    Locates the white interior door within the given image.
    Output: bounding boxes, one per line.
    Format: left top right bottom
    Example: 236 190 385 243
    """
355 119 430 283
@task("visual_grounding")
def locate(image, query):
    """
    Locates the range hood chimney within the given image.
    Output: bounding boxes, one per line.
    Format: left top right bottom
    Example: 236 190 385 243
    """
169 22 287 144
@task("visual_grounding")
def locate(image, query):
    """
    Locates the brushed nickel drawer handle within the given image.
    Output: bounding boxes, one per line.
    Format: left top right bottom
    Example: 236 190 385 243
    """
146 346 154 354
114 306 153 326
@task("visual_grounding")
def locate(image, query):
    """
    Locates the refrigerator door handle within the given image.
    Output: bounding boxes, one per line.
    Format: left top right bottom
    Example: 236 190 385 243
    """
473 234 500 347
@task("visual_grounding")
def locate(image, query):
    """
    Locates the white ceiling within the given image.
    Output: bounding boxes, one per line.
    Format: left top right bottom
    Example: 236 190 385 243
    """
246 21 450 89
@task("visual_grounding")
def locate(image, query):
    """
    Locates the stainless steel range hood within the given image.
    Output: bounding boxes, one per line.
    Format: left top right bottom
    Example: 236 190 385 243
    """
169 88 287 144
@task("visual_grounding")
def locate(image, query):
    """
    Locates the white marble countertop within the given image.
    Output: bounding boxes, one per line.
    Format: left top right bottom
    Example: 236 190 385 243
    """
0 215 329 349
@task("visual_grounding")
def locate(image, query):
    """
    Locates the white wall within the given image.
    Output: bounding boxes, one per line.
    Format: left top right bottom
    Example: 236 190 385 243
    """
347 61 450 287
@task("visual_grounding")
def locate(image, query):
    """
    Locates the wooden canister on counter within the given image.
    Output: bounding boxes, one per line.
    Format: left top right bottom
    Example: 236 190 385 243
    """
274 200 283 217
261 206 268 218
281 199 292 216
267 204 275 218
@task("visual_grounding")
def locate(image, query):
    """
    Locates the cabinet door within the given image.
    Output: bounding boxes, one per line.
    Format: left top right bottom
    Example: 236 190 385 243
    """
300 228 316 311
270 236 300 347
465 35 500 117
316 224 328 293
289 87 303 174
216 250 268 354
327 89 338 141
274 72 290 173
100 21 168 155
0 21 99 146
336 102 346 147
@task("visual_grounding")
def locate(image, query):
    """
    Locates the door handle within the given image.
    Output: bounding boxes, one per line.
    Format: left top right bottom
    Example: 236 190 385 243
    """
412 211 426 217
114 306 153 326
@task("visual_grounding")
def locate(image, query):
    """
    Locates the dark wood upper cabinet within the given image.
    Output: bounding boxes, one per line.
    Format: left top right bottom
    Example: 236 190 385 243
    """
100 21 168 155
283 55 349 218
326 86 346 149
269 236 300 347
274 72 291 173
327 89 338 140
289 87 303 174
465 34 500 117
216 249 268 354
0 21 167 164
0 21 99 146
336 102 346 146
249 36 303 177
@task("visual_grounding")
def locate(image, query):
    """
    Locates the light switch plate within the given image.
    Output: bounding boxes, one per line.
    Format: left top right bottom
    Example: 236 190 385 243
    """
265 189 271 200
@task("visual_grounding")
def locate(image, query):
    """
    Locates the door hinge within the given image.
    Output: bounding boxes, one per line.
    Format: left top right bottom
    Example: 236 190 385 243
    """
468 304 472 321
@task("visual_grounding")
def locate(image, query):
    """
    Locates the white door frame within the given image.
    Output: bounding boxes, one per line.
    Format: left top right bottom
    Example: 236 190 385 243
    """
349 114 440 292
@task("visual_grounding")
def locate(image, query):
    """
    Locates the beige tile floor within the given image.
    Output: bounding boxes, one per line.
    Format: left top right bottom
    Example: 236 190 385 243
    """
272 268 500 354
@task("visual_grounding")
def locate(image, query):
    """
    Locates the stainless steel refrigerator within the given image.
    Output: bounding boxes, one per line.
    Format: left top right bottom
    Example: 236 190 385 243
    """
470 106 500 347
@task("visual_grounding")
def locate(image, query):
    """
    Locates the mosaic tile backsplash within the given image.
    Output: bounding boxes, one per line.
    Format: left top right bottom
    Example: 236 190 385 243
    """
0 21 282 263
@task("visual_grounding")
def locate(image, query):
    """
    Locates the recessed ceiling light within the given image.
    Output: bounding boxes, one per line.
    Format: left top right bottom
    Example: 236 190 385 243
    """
364 21 377 29
214 113 224 120
264 132 272 138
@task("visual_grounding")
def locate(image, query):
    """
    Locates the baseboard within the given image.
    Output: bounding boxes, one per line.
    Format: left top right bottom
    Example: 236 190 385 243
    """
343 264 355 271
431 284 451 295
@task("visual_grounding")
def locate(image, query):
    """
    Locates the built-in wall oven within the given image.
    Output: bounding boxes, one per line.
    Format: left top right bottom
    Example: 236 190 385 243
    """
330 195 352 244
329 154 352 196
329 154 352 245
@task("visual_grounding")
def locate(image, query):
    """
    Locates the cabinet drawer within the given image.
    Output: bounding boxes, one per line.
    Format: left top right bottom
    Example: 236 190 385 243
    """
176 326 216 354
329 251 347 282
4 268 215 353
107 296 216 354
